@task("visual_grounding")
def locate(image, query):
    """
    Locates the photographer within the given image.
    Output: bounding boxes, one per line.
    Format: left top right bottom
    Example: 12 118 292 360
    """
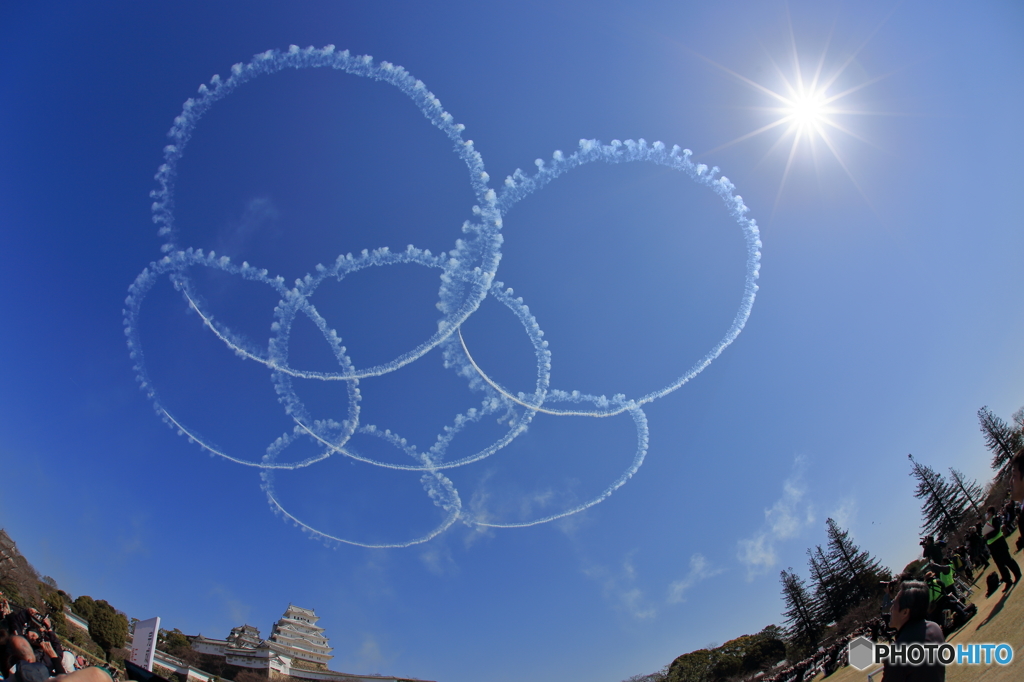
879 578 900 631
966 526 989 569
6 609 66 677
920 537 943 564
24 625 66 677
6 636 111 682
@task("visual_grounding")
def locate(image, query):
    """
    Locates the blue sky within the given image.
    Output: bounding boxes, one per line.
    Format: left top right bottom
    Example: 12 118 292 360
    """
1 1 1022 681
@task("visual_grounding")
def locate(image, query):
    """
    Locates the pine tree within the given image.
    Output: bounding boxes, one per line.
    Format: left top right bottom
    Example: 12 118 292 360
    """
947 468 984 519
824 518 887 607
978 406 1023 477
806 545 846 626
908 454 962 537
779 569 821 653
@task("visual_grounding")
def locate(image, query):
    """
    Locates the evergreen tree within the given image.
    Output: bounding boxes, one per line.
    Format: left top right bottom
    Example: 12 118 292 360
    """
908 454 962 537
779 569 820 654
806 545 845 626
948 468 984 519
978 406 1022 477
824 518 887 608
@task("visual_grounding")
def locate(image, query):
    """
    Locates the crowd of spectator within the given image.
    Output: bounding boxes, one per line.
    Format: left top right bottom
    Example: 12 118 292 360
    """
0 596 116 682
749 452 1024 682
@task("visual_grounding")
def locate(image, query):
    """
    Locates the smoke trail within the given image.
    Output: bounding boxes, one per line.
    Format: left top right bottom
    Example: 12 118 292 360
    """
125 46 761 547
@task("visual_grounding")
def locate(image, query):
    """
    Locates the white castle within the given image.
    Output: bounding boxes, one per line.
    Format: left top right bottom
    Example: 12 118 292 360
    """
267 605 333 670
188 605 424 682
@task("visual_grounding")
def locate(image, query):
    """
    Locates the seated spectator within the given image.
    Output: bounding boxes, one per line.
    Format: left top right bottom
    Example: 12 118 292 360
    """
60 649 77 675
6 609 42 638
1 628 11 679
6 635 51 682
7 636 112 682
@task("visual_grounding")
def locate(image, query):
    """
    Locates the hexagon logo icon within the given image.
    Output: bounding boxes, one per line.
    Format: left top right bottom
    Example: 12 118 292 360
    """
848 636 875 670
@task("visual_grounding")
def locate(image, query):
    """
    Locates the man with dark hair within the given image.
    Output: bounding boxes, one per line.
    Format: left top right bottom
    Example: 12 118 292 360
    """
883 581 945 681
983 505 1020 590
920 537 943 564
5 608 42 638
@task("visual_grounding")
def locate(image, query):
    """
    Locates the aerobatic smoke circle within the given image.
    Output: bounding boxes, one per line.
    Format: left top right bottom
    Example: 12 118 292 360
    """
123 45 762 548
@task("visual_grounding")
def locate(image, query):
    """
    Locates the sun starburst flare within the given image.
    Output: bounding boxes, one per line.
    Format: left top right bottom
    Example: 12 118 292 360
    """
694 10 900 214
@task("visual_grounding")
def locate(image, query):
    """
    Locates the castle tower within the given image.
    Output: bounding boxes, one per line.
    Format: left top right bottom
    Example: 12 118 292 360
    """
226 624 262 649
267 605 333 671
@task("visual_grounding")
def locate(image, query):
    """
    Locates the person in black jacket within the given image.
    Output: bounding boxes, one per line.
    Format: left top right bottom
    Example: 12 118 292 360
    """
983 506 1020 590
883 581 945 682
1011 450 1024 551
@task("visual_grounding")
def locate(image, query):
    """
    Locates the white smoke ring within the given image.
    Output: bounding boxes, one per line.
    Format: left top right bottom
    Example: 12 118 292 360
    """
266 255 554 473
484 138 762 417
125 47 763 547
258 264 557 547
144 45 503 381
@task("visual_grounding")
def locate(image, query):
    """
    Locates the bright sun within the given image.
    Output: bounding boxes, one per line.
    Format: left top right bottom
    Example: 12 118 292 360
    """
695 18 891 211
787 89 829 129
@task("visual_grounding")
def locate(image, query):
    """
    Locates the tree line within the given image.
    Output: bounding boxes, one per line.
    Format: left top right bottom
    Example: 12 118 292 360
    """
778 403 1023 659
1 535 129 664
620 402 1023 682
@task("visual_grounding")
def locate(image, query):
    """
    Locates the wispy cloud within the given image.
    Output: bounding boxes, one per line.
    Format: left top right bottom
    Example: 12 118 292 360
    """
419 544 459 577
737 456 815 579
117 515 150 559
353 633 389 674
830 497 858 530
584 551 656 620
210 585 250 624
217 196 282 255
461 474 497 549
667 553 723 604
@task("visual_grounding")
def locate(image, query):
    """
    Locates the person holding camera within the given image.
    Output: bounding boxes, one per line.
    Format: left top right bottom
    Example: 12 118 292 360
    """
920 537 943 564
6 609 67 677
6 635 112 682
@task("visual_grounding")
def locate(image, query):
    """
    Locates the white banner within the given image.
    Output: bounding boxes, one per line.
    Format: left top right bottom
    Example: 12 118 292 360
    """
129 617 161 672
